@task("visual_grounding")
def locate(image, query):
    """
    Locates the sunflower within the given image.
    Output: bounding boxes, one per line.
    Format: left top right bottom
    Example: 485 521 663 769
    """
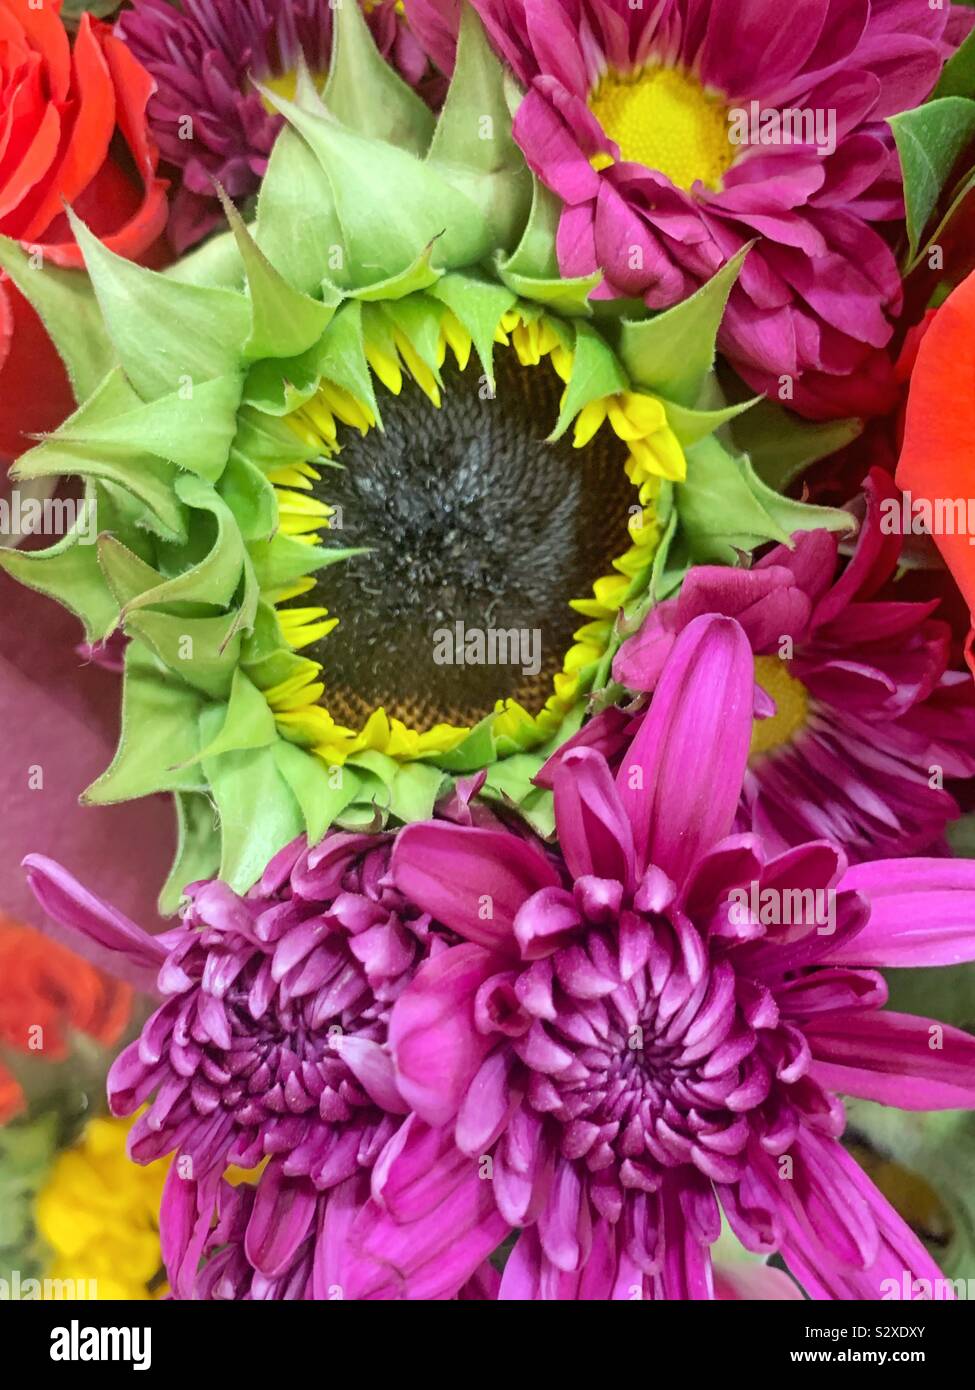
0 3 848 906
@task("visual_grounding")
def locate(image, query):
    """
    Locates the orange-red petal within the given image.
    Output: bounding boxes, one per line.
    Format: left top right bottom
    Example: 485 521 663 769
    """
2 0 70 102
22 13 115 240
897 269 975 669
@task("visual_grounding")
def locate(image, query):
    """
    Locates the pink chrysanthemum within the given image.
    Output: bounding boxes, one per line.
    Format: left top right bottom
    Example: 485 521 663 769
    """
466 0 966 417
613 469 975 860
356 615 975 1299
24 832 448 1299
196 1174 503 1299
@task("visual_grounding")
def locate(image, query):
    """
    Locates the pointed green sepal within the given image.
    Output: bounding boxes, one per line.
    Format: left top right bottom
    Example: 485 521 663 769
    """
495 180 600 315
124 609 243 700
159 792 222 914
661 394 759 448
54 374 242 484
83 644 208 805
200 713 304 893
0 234 115 404
67 208 250 400
675 436 855 565
259 87 496 286
273 740 363 845
324 0 435 154
217 188 336 360
351 238 444 302
428 271 516 385
550 322 627 441
0 510 117 639
255 125 347 293
426 4 532 253
730 398 862 492
617 246 751 406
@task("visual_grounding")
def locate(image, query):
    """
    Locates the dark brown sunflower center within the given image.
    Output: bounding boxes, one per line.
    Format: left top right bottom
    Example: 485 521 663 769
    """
305 349 633 730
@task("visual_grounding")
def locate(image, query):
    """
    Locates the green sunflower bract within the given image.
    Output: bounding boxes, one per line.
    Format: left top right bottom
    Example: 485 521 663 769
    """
0 4 851 908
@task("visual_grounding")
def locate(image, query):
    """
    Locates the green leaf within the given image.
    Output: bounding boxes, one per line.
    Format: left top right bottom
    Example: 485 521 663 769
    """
674 436 853 564
193 669 278 762
124 610 243 700
495 256 601 318
218 189 335 359
495 179 600 315
234 406 321 473
118 475 246 617
905 164 975 276
387 762 446 822
483 754 556 837
381 295 446 380
9 367 192 529
221 450 278 542
934 25 975 101
730 398 862 491
661 394 758 448
60 1 121 20
498 178 561 280
0 236 115 404
67 210 250 400
550 323 627 440
313 300 380 420
96 534 166 610
323 0 434 153
888 97 975 260
15 438 186 542
248 529 358 593
433 714 500 773
351 239 444 302
164 227 243 291
617 247 750 406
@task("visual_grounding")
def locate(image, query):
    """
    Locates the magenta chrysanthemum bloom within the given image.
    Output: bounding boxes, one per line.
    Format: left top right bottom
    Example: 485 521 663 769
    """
119 0 440 251
23 831 447 1299
614 469 975 861
196 1174 503 1299
468 0 965 417
363 615 975 1299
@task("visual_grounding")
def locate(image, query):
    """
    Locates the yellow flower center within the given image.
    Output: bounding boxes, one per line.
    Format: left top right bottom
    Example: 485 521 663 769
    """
750 655 810 758
259 68 327 113
588 66 734 190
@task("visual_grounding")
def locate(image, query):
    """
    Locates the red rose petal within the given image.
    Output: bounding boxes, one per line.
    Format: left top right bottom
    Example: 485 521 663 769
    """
22 13 115 240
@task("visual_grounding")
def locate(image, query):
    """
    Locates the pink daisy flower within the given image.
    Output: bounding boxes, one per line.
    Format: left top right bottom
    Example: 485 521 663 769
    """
466 0 964 417
359 615 975 1299
614 469 975 861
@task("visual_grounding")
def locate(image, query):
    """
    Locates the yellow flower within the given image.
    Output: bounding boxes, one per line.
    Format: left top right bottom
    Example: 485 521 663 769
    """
36 1115 168 1301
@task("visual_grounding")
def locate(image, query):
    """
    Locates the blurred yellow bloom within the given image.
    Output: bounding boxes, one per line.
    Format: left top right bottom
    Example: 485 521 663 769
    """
36 1115 168 1301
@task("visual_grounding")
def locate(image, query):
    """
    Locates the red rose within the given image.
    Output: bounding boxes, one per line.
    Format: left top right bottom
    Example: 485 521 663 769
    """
0 0 168 461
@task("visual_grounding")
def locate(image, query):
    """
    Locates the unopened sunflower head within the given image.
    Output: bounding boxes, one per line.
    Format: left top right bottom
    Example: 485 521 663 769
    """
0 3 850 908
